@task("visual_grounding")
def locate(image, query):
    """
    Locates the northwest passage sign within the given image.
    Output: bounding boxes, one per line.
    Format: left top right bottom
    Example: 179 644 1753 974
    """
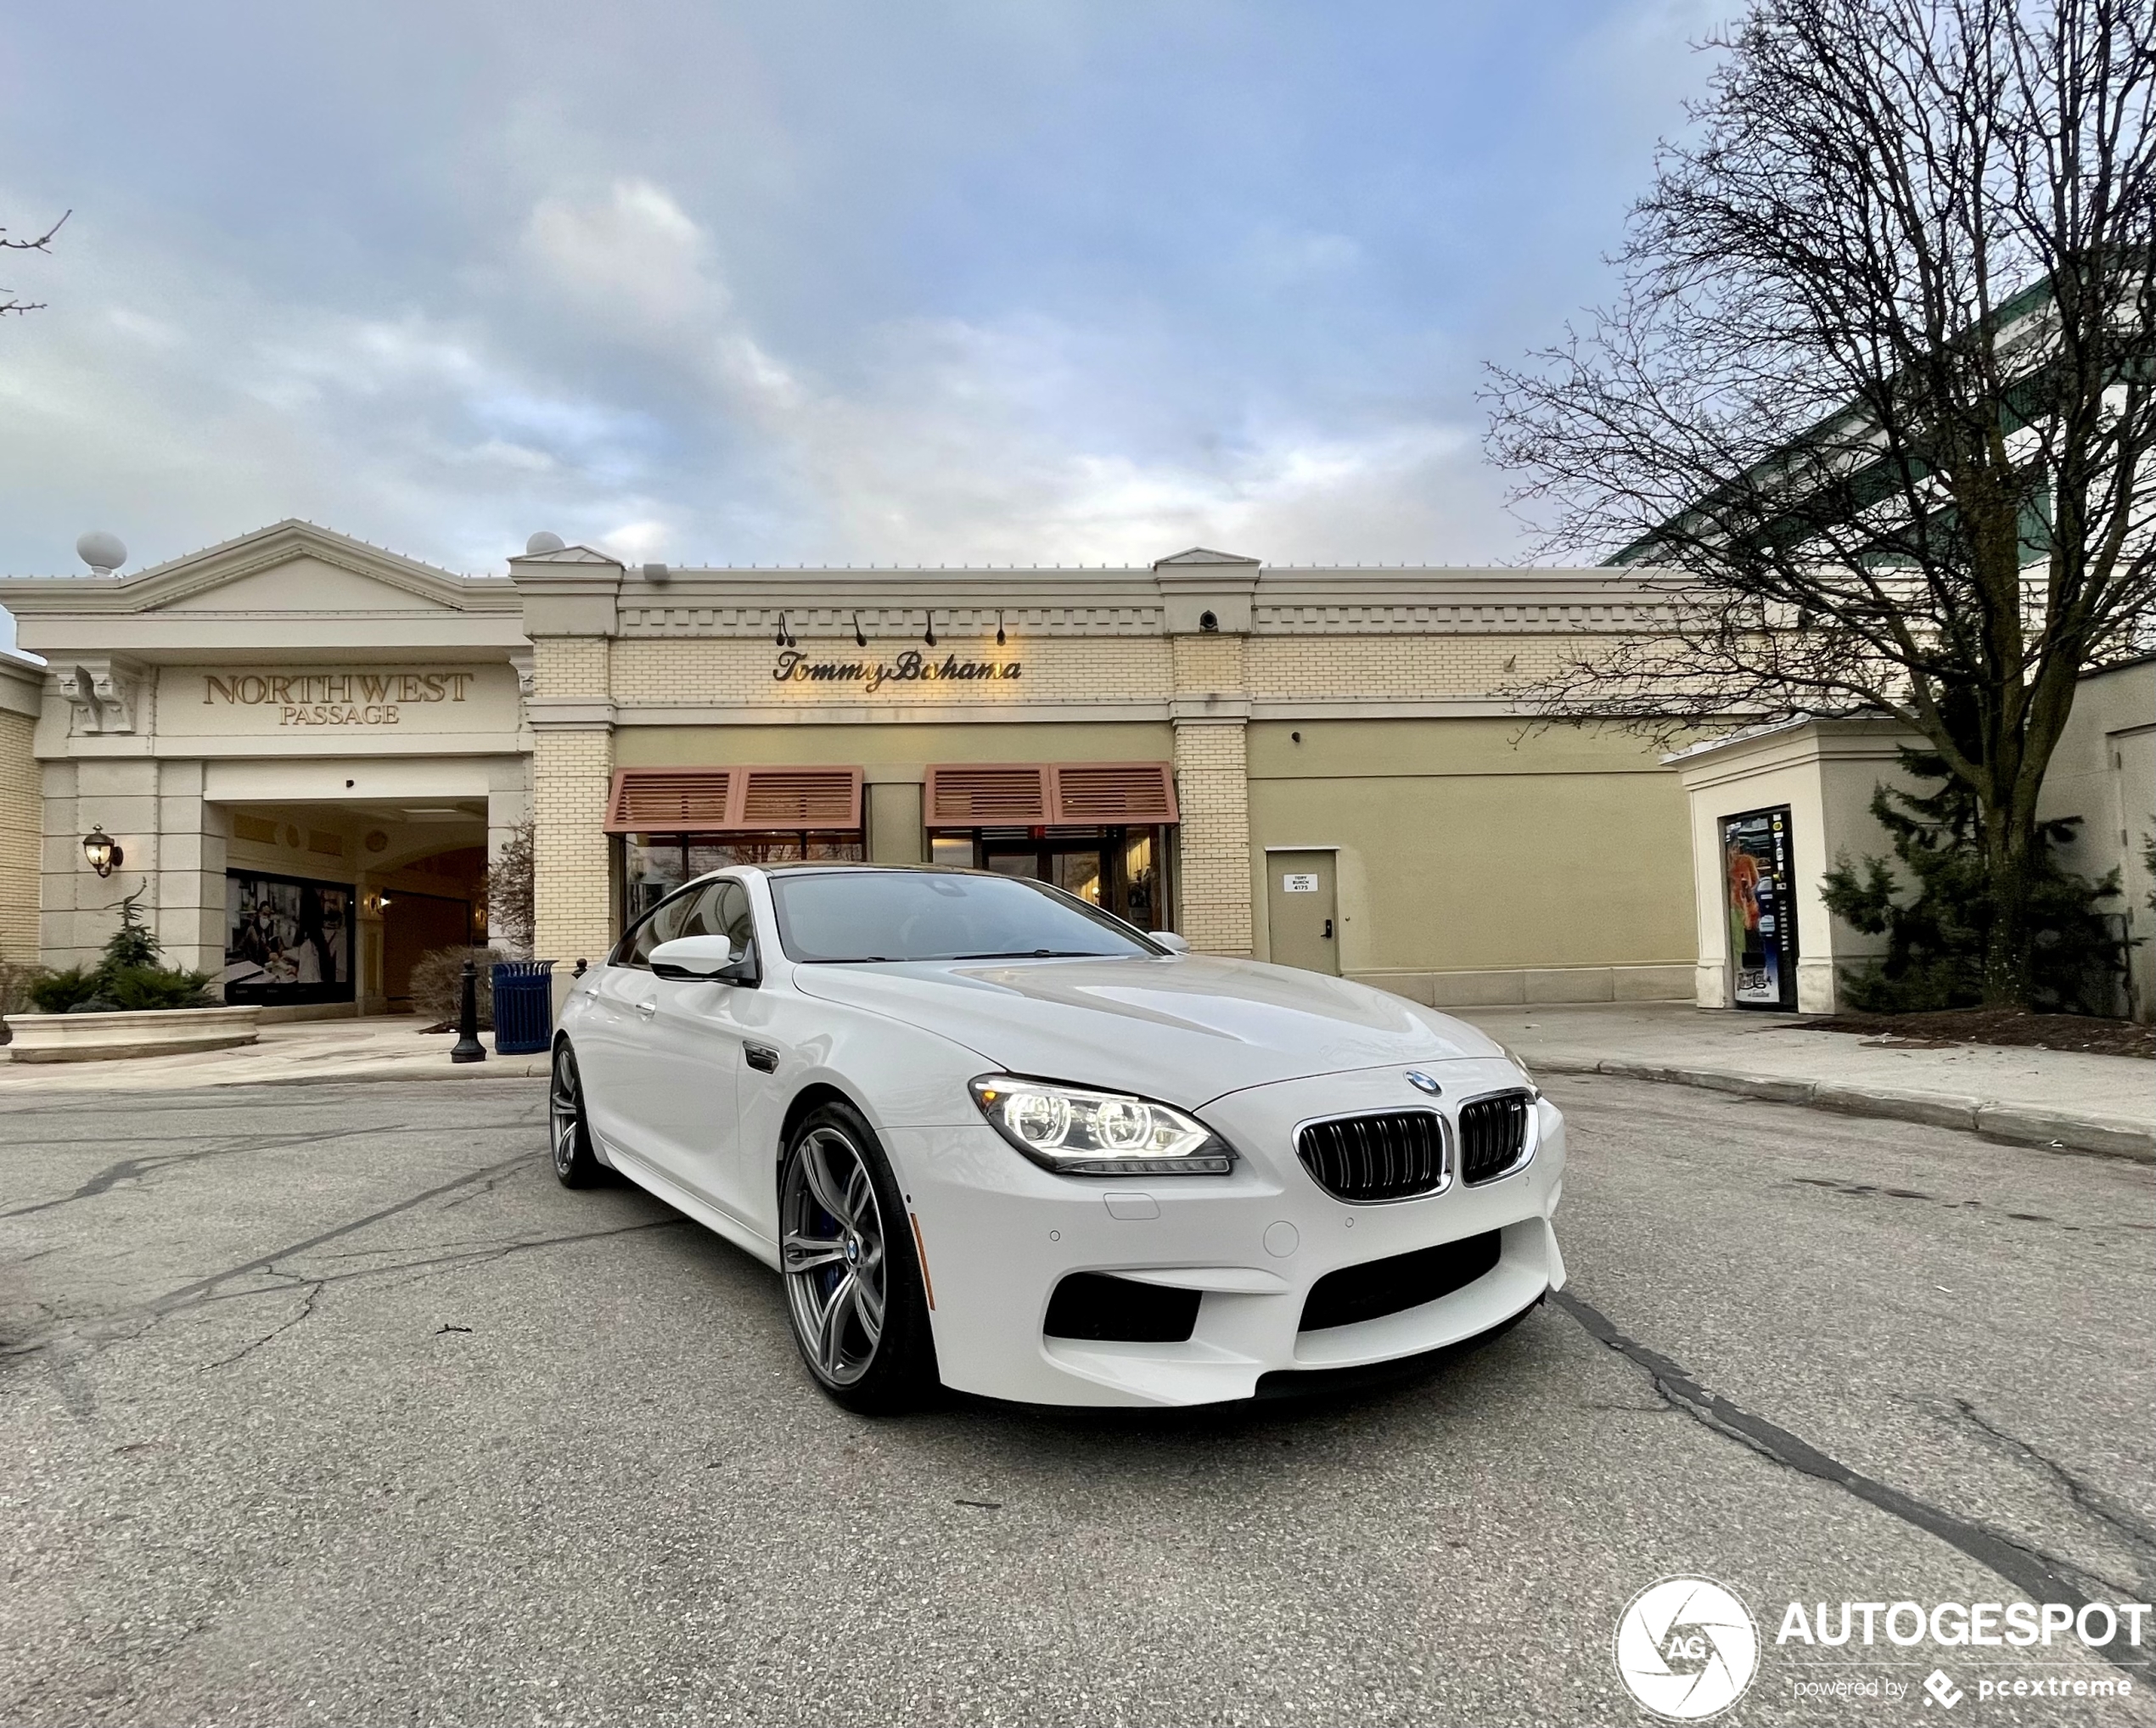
200 670 477 727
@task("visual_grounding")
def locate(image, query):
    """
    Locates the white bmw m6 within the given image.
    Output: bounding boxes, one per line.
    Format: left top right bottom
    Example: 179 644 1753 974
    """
551 864 1566 1411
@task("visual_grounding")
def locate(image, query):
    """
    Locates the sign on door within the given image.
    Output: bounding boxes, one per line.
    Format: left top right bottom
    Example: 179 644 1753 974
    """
1281 873 1319 893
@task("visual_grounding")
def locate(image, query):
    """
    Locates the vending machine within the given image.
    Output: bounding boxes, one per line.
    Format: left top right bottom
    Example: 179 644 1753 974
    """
1720 805 1799 1011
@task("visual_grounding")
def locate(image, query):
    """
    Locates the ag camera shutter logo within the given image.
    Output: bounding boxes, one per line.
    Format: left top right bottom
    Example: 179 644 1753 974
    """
1614 1576 1760 1720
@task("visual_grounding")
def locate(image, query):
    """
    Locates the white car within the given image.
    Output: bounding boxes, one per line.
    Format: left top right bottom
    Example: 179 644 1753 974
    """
551 864 1566 1412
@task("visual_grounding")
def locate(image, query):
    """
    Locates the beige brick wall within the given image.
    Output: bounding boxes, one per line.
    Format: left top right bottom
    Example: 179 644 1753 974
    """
0 710 38 966
532 728 615 966
1174 721 1254 955
1248 634 1569 698
1171 633 1249 696
611 637 1171 707
535 637 610 698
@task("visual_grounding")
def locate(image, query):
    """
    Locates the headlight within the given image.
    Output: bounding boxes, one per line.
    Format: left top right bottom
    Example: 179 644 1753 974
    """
969 1075 1234 1176
1498 1044 1541 1095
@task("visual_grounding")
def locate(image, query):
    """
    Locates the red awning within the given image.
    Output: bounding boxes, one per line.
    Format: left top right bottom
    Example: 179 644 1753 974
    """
605 766 863 834
924 762 1177 828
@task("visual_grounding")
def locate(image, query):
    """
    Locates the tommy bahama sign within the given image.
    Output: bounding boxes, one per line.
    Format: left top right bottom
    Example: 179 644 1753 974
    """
772 648 1021 694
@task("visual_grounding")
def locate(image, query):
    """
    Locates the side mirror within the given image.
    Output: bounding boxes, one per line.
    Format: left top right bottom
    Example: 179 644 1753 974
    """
1151 931 1191 954
649 934 738 980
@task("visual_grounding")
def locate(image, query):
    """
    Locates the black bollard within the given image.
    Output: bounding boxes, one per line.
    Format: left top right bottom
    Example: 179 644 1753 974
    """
450 956 487 1063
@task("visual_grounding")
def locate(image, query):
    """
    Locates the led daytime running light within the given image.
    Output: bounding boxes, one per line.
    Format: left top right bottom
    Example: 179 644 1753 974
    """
969 1076 1233 1176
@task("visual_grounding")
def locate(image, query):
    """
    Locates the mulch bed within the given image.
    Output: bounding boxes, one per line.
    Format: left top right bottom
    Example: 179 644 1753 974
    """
1785 1007 2154 1060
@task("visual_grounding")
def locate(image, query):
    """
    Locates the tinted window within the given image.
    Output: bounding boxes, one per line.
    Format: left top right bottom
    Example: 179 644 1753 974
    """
710 879 756 957
615 883 710 968
768 871 1155 963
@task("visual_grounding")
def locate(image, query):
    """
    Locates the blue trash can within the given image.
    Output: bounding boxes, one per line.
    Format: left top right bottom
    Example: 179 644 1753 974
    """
491 959 557 1055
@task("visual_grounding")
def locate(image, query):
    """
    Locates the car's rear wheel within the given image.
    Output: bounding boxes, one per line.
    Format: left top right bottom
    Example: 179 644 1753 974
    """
548 1041 606 1188
779 1102 937 1414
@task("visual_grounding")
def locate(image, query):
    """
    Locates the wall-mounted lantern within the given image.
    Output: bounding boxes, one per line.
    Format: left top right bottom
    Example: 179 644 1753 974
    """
81 826 122 878
362 889 393 915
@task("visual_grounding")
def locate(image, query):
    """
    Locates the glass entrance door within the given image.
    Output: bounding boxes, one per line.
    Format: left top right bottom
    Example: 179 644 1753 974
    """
975 826 1163 929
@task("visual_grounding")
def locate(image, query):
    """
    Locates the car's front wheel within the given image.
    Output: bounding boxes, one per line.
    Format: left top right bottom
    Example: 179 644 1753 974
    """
548 1041 607 1188
778 1102 937 1414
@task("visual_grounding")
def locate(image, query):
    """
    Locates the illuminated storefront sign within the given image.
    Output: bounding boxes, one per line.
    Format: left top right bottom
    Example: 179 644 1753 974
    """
772 649 1021 694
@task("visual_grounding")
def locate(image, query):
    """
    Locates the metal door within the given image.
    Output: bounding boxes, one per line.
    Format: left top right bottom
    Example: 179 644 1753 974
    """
1266 850 1339 975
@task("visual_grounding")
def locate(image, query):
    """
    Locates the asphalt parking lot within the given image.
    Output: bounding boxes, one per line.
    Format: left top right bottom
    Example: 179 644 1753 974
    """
2 1073 2150 1726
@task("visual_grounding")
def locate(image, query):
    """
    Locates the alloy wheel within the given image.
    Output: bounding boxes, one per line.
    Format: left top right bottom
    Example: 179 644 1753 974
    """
782 1125 890 1387
550 1046 584 1179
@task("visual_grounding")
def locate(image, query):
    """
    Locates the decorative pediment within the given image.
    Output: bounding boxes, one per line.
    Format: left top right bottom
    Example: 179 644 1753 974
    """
1154 547 1260 568
1 520 517 617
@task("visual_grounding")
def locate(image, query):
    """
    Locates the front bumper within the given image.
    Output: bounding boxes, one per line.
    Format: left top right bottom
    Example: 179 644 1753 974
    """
892 1060 1567 1407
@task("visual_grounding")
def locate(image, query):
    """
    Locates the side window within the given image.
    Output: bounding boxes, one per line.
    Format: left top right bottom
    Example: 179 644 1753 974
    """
615 884 708 969
713 880 756 963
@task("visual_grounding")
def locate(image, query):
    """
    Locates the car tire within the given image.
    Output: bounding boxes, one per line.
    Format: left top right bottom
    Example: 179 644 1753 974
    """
778 1100 938 1415
548 1041 607 1189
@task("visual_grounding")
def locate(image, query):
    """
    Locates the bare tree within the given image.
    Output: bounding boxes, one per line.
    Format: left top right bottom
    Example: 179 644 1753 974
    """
483 821 536 958
1485 0 2155 1007
1 210 70 316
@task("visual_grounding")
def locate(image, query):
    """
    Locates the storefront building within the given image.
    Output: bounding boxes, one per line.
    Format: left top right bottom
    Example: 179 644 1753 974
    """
1 520 1704 1013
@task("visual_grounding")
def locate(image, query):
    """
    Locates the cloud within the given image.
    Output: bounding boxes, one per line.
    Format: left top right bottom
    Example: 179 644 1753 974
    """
0 0 1712 622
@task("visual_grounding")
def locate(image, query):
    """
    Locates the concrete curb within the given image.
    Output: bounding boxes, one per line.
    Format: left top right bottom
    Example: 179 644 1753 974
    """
1538 1057 2154 1163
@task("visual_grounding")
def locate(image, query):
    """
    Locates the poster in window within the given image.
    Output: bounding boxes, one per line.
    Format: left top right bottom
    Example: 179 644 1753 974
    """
1721 806 1798 1010
223 871 353 1004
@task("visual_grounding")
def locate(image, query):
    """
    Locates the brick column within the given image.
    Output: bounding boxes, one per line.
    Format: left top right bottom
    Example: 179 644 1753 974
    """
1172 708 1254 956
1156 552 1262 957
529 637 616 968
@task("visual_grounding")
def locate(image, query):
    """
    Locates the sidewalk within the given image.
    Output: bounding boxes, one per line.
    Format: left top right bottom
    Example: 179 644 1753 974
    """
1457 1003 2153 1162
0 1014 548 1092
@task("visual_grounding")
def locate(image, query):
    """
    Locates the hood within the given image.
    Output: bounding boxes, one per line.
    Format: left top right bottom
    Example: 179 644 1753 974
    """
789 952 1503 1107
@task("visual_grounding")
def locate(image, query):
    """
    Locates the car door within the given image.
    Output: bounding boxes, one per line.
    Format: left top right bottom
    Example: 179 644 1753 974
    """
575 884 698 1156
641 878 750 1219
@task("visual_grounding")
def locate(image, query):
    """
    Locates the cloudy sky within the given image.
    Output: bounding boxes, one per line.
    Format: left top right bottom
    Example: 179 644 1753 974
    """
0 0 1717 631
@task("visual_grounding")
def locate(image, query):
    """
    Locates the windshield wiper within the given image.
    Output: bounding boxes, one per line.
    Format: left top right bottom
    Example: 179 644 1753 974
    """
948 949 1110 960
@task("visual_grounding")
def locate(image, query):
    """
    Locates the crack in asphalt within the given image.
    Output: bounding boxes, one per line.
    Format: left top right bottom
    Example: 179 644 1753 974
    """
1945 1398 2156 1592
177 1218 691 1315
195 1268 325 1372
0 1124 416 1221
1552 1288 2152 1679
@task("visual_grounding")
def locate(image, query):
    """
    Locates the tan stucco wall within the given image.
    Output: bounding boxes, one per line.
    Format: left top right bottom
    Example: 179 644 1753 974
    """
1247 720 1694 1002
2041 659 2156 1019
0 707 38 967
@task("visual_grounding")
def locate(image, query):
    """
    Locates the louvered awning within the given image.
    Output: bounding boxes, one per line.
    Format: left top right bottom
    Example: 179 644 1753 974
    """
605 766 863 834
924 762 1178 828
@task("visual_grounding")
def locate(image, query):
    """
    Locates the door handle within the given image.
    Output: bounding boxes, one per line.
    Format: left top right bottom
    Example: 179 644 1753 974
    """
635 999 657 1018
1322 918 1333 939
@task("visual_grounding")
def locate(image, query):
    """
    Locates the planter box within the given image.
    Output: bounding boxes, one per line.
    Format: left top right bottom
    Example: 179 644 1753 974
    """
3 1004 262 1063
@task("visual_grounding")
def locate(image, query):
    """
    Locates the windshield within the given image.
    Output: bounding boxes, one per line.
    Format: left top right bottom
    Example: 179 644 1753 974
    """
767 870 1159 963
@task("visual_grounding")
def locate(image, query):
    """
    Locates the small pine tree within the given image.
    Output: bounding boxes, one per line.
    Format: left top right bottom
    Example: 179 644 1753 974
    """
99 889 164 973
25 889 214 1013
1822 752 2127 1016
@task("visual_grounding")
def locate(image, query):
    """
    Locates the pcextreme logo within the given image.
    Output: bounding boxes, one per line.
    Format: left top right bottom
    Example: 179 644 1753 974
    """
1614 1576 1760 1720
